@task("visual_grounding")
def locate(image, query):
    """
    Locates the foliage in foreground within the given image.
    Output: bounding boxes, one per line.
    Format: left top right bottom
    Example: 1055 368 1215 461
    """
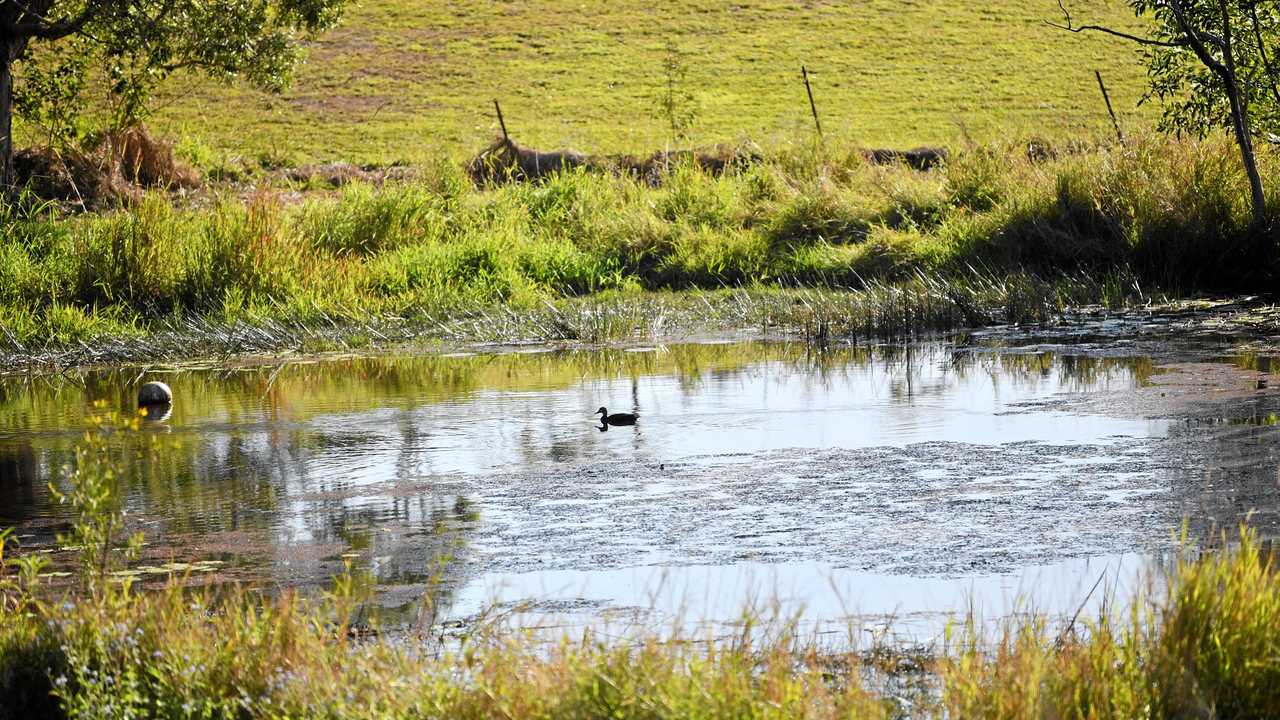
943 527 1280 718
5 415 1280 718
0 131 1274 357
7 0 351 154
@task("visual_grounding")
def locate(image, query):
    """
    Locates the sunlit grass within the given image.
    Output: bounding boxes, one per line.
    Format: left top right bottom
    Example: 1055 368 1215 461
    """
115 0 1157 166
942 529 1280 718
1 581 898 719
0 132 1273 361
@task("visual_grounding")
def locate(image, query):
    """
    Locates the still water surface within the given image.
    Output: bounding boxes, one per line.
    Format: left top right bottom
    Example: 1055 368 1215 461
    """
1 340 1274 640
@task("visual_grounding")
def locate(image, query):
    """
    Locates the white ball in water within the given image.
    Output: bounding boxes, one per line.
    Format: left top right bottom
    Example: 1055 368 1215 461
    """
137 380 173 407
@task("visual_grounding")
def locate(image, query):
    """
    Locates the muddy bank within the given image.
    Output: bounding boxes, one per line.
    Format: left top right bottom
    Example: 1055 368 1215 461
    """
3 295 1279 377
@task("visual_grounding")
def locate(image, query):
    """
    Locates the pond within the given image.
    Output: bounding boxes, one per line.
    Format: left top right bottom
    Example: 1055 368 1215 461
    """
3 333 1280 643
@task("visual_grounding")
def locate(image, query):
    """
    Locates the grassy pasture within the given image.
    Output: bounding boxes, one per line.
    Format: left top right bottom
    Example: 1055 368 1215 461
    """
135 0 1153 166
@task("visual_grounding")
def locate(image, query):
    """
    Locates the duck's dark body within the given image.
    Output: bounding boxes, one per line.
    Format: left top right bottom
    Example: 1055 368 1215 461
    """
596 407 637 426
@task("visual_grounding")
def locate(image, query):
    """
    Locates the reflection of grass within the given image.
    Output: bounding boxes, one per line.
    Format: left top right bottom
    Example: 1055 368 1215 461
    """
0 338 1152 545
0 339 1156 432
0 339 1156 586
6 525 1280 717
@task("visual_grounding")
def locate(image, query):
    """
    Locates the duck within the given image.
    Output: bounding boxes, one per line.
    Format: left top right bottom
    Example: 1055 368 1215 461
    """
596 407 637 426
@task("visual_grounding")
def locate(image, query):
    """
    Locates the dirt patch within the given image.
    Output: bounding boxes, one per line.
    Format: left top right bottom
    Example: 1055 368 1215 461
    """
999 356 1280 538
466 137 762 185
1121 361 1280 418
1007 360 1280 421
280 162 417 188
861 146 949 170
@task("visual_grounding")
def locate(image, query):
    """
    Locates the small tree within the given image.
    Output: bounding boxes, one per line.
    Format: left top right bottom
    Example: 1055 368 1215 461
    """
1054 0 1278 226
0 0 350 193
654 40 700 146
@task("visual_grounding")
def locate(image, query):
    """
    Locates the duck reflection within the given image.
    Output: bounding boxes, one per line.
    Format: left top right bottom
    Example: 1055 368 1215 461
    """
140 402 173 424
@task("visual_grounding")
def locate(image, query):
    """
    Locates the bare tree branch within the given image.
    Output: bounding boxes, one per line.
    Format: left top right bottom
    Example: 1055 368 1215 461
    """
1047 0 1188 47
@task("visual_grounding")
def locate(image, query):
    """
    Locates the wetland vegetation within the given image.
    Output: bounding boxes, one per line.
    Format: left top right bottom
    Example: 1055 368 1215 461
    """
5 0 1280 716
2 131 1274 363
2 0 1277 364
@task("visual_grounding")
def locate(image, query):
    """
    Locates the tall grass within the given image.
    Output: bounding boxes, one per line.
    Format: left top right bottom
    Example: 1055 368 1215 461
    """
0 132 1273 353
943 529 1280 718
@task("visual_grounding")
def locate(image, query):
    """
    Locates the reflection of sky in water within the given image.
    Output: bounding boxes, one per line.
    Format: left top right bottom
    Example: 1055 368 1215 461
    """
273 347 1166 482
0 342 1188 633
451 553 1159 642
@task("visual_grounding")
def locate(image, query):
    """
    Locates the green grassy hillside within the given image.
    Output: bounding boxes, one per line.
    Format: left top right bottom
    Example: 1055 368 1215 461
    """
144 0 1152 166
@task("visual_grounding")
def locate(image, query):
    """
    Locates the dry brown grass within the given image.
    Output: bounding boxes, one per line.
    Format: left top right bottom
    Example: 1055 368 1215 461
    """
101 124 201 190
13 125 200 210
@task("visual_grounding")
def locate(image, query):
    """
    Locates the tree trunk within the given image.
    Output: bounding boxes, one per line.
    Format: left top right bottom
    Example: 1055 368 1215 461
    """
1217 2 1267 227
0 45 13 197
1224 83 1267 227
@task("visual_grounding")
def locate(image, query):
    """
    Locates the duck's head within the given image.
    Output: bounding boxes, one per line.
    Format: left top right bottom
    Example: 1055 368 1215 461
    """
595 407 608 416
